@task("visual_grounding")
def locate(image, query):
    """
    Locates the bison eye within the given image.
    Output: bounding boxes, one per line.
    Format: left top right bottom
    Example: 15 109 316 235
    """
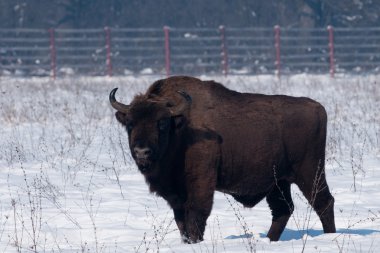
126 122 134 132
158 118 169 131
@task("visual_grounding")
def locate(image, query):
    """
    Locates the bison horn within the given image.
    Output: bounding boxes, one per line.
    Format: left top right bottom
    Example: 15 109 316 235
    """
169 91 192 116
109 88 130 113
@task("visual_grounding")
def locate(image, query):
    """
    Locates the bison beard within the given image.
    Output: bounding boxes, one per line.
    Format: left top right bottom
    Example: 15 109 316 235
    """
110 76 336 243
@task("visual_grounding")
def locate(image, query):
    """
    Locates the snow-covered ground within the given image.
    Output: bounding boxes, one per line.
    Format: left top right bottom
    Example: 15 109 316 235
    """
0 74 379 252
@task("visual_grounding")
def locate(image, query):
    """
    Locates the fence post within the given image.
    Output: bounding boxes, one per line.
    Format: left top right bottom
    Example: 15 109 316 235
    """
219 25 229 76
274 25 281 77
327 25 335 77
163 26 171 77
104 26 113 76
49 28 56 79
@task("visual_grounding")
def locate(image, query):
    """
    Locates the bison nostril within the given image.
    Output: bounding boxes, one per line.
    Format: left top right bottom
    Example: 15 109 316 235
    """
134 147 152 159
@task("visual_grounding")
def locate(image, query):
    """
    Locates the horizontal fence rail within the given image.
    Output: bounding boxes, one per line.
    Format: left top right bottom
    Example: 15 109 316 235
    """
1 26 380 77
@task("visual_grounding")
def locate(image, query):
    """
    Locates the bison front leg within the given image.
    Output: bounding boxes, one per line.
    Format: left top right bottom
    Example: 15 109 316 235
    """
172 201 212 243
183 194 214 243
172 208 186 238
182 141 219 243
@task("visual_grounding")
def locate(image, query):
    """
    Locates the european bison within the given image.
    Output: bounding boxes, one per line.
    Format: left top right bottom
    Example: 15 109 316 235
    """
109 76 336 243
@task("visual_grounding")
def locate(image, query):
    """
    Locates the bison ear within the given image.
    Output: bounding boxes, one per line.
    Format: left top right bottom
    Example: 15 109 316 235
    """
115 111 128 124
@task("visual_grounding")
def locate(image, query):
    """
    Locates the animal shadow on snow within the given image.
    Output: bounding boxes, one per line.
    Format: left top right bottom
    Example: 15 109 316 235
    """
277 228 380 241
225 228 380 241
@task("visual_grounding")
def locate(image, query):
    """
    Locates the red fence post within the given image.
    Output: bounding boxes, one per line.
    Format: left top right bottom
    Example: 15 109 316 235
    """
105 26 113 77
219 25 229 76
274 25 281 77
163 26 171 77
49 28 56 79
327 25 335 77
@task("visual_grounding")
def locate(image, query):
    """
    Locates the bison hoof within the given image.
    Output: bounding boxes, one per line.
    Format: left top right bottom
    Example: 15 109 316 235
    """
182 235 203 244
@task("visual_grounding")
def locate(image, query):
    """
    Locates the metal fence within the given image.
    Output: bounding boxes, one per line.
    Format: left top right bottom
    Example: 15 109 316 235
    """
1 26 380 77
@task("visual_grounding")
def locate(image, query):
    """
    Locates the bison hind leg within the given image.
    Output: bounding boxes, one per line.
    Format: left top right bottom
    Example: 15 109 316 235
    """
293 159 336 234
314 190 335 234
266 180 294 241
296 177 336 234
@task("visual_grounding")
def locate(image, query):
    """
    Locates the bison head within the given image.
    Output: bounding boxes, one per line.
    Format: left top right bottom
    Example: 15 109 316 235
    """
109 88 191 174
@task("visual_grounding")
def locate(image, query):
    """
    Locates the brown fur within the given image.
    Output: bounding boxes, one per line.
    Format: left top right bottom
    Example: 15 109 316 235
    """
112 76 336 243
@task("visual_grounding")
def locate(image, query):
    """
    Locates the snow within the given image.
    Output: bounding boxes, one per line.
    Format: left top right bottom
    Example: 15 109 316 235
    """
0 74 379 252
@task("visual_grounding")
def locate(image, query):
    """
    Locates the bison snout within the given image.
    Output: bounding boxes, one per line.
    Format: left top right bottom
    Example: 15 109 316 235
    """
134 147 152 160
133 146 154 173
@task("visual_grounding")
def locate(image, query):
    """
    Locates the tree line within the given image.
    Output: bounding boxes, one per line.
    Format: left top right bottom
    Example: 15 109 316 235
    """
0 0 379 29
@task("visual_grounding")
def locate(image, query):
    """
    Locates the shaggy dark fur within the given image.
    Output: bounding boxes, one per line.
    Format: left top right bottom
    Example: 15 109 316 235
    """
110 76 336 243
